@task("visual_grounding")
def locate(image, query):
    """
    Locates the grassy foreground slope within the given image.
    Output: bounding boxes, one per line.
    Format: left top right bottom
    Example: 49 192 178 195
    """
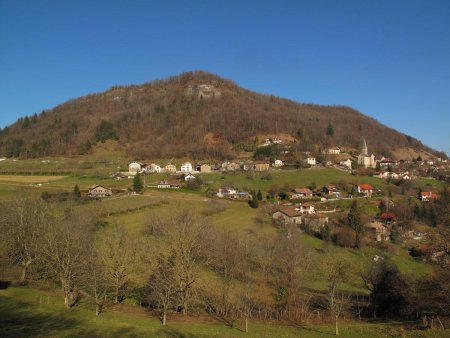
1 287 446 338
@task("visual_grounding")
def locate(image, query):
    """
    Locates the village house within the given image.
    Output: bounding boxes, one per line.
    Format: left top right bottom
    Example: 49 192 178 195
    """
164 164 177 173
400 172 413 180
305 156 316 166
147 163 163 173
325 147 341 155
380 212 397 225
300 203 315 214
262 138 282 146
235 191 252 200
221 161 241 171
254 161 270 171
364 221 390 242
356 183 374 197
322 185 340 198
273 159 284 167
339 159 352 169
302 214 329 233
242 162 255 171
289 188 313 199
378 157 398 169
217 186 237 198
377 171 399 180
420 191 438 202
89 185 112 198
128 162 142 174
272 206 303 225
180 162 193 173
199 164 212 173
157 179 180 189
184 173 196 181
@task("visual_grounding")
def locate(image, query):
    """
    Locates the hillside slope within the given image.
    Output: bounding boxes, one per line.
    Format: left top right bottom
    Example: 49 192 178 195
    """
0 71 441 160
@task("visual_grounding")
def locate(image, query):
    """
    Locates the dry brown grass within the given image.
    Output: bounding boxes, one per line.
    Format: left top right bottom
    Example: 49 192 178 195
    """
0 175 67 183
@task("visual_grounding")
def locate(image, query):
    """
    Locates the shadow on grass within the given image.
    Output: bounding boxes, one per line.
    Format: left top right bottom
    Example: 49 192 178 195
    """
0 296 82 337
154 327 199 338
292 323 335 336
0 295 137 338
0 280 11 289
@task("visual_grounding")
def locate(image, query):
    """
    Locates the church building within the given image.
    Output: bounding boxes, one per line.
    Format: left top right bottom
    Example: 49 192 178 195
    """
357 139 376 168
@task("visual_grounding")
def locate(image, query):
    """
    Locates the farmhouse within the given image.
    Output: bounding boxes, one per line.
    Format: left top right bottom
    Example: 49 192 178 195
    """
289 188 313 199
272 206 302 225
364 221 390 242
302 214 329 233
89 185 112 198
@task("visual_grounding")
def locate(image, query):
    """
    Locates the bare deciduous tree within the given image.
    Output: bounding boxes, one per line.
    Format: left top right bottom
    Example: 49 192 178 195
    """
147 253 177 326
273 231 312 322
81 243 110 316
41 209 92 308
167 209 212 315
324 255 350 336
97 223 142 304
0 196 52 283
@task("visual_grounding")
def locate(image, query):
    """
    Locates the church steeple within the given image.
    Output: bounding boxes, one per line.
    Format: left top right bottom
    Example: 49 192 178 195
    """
361 139 368 155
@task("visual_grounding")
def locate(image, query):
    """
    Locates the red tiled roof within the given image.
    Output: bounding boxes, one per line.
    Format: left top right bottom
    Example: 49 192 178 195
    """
381 212 397 220
358 184 374 190
421 191 438 199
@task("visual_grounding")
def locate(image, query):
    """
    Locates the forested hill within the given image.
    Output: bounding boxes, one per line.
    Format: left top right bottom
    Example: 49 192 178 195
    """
0 71 441 160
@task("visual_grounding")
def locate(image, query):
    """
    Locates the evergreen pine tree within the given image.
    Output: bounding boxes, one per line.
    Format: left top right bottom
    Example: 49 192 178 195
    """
257 189 263 201
249 192 259 208
348 200 363 248
133 173 143 193
73 184 81 199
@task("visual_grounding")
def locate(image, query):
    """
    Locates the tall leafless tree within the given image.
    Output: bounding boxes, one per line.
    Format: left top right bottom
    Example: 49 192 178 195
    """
0 196 53 283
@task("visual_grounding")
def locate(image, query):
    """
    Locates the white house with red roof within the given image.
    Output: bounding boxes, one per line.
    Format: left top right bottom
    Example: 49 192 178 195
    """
356 183 374 197
420 191 438 202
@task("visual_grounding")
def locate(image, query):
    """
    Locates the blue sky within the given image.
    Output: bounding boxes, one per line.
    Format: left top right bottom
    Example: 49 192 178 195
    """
1 0 449 154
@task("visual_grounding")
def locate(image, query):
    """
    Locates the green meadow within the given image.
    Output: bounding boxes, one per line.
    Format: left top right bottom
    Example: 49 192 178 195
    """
1 286 446 338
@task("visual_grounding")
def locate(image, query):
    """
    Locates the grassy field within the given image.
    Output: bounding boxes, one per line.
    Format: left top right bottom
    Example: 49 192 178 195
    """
1 286 447 338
